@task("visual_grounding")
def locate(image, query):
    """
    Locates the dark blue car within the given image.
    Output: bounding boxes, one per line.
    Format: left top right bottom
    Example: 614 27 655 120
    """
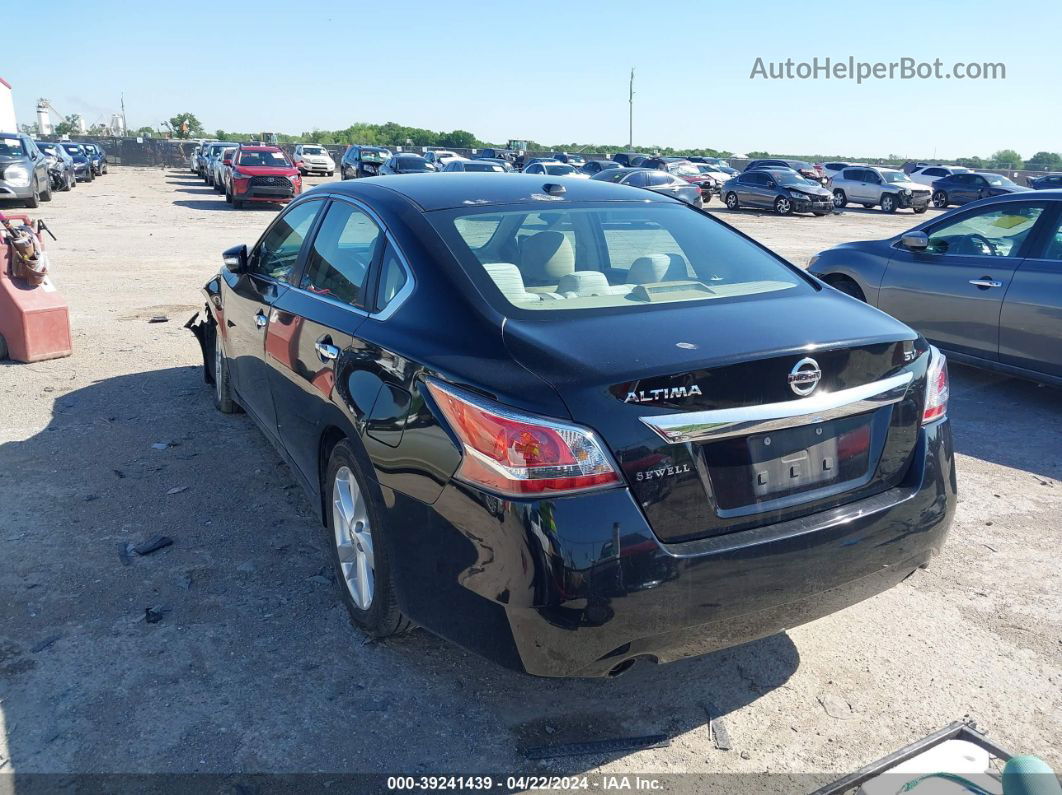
930 171 1029 208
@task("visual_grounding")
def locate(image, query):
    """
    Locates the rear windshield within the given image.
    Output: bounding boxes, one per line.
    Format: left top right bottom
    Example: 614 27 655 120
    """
431 203 809 314
238 150 289 167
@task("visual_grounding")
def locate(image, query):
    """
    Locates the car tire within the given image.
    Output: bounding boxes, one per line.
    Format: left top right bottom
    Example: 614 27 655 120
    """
914 205 928 214
224 186 232 203
774 196 793 216
0 332 7 360
725 191 739 210
63 173 74 191
880 194 897 213
832 189 848 208
86 168 95 182
324 439 413 639
40 179 53 202
932 191 948 208
211 331 240 414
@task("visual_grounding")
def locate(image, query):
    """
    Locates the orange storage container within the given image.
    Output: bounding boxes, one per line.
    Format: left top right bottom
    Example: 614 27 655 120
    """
0 213 72 362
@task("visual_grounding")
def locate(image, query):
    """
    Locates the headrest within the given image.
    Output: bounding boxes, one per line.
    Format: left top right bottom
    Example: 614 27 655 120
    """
557 271 610 296
521 231 575 283
482 263 539 302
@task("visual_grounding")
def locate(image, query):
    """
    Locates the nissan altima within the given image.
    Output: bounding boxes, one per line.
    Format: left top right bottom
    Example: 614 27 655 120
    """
188 174 956 678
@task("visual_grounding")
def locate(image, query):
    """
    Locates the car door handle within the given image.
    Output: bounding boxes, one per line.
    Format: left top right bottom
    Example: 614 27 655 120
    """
314 339 340 361
969 278 1003 289
254 311 268 329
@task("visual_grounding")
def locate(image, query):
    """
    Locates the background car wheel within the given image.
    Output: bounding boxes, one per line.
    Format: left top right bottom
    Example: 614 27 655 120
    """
224 186 232 203
914 205 928 214
725 192 739 209
324 440 413 639
40 180 53 202
774 196 792 215
0 333 8 360
932 191 948 208
211 332 240 414
327 171 334 177
87 169 95 182
832 189 848 208
880 194 897 213
826 275 866 301
63 173 74 191
232 198 243 209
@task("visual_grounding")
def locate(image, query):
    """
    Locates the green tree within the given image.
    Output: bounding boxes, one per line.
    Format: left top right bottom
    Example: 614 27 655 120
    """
745 150 770 159
438 129 480 148
1025 151 1061 169
54 114 83 136
955 156 985 169
168 112 204 139
988 149 1023 169
133 126 155 139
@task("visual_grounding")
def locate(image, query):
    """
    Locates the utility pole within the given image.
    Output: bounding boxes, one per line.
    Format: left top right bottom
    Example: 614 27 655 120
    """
628 67 635 151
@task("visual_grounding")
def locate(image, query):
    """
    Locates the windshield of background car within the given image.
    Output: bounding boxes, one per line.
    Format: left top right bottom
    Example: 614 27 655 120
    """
396 156 430 169
360 150 388 162
303 146 326 155
238 151 289 167
432 203 809 314
465 163 503 172
983 174 1014 186
0 136 25 157
881 171 908 183
63 144 84 155
544 164 575 175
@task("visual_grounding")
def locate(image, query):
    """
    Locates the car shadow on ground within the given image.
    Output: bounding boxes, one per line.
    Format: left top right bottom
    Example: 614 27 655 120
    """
947 363 1062 476
0 365 799 775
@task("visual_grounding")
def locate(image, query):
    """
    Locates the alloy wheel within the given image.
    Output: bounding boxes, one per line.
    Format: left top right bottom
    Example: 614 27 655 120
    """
775 197 792 215
332 466 375 610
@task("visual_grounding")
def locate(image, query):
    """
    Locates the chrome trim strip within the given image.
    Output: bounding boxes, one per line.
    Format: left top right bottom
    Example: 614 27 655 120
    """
639 371 914 443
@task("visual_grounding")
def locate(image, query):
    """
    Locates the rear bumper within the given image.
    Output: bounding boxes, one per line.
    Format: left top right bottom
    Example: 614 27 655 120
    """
391 419 955 677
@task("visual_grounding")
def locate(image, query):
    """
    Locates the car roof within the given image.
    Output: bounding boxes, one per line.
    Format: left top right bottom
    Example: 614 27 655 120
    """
319 173 676 211
238 145 282 152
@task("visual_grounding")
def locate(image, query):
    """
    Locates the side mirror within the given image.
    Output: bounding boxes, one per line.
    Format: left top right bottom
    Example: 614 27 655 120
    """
766 180 776 188
901 231 929 250
222 244 248 273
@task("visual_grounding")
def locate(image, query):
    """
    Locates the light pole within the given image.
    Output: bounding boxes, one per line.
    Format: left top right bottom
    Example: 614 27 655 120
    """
628 67 635 151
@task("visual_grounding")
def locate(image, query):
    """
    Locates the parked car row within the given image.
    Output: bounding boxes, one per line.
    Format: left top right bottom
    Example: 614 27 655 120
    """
191 141 302 209
0 132 107 208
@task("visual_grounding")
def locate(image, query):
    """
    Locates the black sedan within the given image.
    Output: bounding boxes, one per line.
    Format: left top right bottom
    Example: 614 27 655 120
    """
809 191 1062 386
721 168 833 215
379 154 436 174
83 143 108 175
744 158 824 184
930 171 1030 208
579 159 620 176
591 166 704 206
188 174 955 678
1028 173 1062 190
61 143 94 182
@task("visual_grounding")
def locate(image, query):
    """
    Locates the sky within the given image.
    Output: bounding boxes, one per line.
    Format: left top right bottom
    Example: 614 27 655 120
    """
9 0 1062 159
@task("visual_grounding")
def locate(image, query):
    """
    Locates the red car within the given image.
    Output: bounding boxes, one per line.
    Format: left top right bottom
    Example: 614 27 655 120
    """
226 146 302 209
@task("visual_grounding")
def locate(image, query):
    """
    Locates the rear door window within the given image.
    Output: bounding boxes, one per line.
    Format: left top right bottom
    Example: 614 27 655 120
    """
300 202 382 306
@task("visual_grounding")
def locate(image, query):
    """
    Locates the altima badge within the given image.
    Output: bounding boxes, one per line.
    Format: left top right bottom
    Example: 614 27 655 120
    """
625 385 703 404
788 358 822 396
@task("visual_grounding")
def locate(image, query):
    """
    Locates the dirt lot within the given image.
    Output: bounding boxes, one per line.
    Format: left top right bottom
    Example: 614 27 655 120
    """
1 168 1059 787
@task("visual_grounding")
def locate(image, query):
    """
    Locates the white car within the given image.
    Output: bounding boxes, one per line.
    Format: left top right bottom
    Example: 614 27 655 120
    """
819 161 865 180
293 144 335 176
522 161 589 179
423 150 462 170
908 165 970 187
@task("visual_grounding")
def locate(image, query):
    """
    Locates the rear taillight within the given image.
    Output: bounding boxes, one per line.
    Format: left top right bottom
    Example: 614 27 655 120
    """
425 380 621 497
922 346 949 424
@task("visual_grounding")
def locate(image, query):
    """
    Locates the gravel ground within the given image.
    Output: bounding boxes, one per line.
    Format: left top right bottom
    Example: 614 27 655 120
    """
0 168 1059 787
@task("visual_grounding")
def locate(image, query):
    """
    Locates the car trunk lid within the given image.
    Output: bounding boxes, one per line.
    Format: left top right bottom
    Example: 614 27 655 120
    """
503 291 928 542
